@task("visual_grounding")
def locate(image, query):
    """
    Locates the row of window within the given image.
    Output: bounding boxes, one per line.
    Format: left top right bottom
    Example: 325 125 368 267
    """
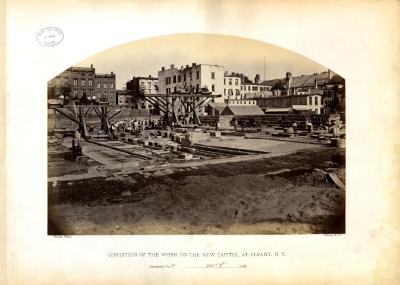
72 79 114 89
230 100 257 105
140 82 153 88
309 96 320 105
224 89 241 96
224 78 239 86
165 84 216 94
72 89 114 98
165 71 216 85
241 85 269 92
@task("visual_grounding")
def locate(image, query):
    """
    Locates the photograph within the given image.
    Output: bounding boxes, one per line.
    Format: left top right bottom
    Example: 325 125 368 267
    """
47 34 346 235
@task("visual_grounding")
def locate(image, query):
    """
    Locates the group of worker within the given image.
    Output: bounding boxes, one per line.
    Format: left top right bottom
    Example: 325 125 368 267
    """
290 119 342 135
109 119 163 139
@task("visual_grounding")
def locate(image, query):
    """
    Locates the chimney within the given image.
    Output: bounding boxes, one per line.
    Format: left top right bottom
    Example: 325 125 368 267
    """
255 74 260 84
186 65 189 68
286 72 292 94
111 71 114 75
192 62 196 67
161 66 165 71
148 75 151 78
90 64 93 68
170 64 175 69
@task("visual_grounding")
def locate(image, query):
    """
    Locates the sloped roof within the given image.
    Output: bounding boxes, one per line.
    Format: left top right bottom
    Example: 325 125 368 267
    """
263 71 334 89
264 108 292 113
221 105 264 116
208 102 227 109
327 74 345 84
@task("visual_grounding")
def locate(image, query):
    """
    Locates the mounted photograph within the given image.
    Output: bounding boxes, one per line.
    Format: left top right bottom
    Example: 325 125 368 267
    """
47 34 346 235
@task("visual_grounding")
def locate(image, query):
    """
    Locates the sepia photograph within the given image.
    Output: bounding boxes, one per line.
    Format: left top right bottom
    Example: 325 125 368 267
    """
47 34 346 235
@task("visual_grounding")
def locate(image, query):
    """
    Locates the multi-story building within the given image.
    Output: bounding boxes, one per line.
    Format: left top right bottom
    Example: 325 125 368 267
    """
158 63 225 103
116 89 132 106
254 92 324 114
48 64 116 105
223 72 258 105
126 75 158 108
241 74 272 99
260 70 344 114
95 73 116 105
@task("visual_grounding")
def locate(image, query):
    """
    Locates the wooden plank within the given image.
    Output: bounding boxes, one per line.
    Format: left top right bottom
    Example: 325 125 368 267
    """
328 172 345 189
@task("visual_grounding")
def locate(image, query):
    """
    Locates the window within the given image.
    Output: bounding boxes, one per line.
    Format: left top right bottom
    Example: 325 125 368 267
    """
73 79 78 86
88 80 93 87
228 89 233 96
166 77 169 85
81 80 85 87
174 87 177 93
178 75 181 82
104 91 108 98
89 90 93 96
211 72 215 79
73 89 78 96
236 89 240 95
309 97 312 105
229 78 232 85
235 79 238 85
103 83 108 89
212 84 215 92
248 86 250 91
224 78 226 85
111 83 114 89
173 76 176 83
196 71 199 79
97 82 100 88
224 89 226 95
315 96 318 105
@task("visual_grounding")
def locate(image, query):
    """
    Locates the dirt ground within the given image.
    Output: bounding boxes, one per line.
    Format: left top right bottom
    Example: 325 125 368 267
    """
48 147 345 235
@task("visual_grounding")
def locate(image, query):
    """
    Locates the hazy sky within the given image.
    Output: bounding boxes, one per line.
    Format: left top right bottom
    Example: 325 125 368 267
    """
77 34 328 89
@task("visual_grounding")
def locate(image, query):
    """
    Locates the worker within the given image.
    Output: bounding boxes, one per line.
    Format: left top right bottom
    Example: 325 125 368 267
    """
292 121 298 133
306 120 313 133
72 130 82 160
216 121 220 131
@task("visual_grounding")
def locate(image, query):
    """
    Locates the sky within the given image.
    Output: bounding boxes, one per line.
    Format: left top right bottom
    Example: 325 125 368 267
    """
77 34 328 89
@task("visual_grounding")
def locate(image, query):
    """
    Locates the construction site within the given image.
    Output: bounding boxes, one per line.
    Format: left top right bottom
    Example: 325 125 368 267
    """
47 89 346 235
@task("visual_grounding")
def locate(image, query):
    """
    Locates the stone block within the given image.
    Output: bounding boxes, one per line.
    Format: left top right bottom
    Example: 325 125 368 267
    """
210 131 221 137
178 153 193 160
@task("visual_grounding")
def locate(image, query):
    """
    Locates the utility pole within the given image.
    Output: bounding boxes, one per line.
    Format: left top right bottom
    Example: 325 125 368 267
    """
263 56 266 81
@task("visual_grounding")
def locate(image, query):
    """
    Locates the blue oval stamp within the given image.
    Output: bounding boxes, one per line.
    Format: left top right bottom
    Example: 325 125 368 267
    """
36 27 64 47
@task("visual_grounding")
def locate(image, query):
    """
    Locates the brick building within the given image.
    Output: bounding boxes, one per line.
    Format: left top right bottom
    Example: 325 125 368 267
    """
48 64 116 105
126 75 158 108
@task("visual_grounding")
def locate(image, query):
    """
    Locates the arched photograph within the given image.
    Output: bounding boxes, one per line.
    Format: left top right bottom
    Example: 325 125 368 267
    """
47 34 345 235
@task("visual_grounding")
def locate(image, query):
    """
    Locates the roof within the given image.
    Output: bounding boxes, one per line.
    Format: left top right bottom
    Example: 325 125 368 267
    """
264 108 292 113
327 74 345 85
221 105 264 116
208 102 227 108
262 71 335 89
292 105 312 111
